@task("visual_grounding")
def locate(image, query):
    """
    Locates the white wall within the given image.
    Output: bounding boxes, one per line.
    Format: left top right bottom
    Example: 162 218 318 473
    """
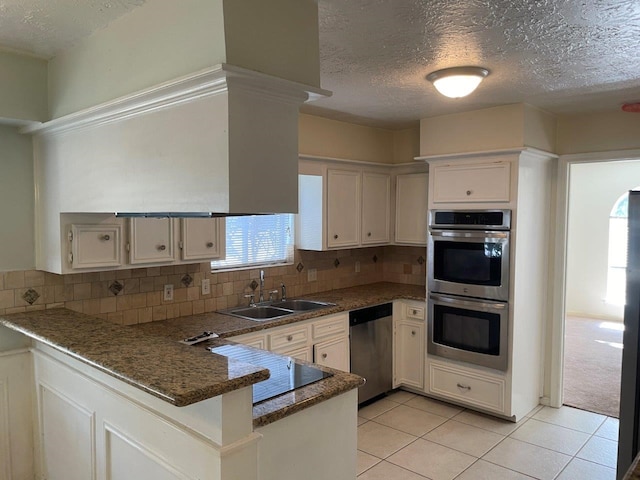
566 160 640 320
0 126 34 271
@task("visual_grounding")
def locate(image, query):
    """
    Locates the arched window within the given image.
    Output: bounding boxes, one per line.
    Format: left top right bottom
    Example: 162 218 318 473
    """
606 192 629 305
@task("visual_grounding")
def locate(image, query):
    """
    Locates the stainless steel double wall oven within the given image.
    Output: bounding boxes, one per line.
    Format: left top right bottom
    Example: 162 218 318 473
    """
427 210 511 371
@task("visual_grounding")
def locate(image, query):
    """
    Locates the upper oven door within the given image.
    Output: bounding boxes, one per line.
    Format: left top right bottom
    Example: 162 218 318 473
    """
428 229 510 301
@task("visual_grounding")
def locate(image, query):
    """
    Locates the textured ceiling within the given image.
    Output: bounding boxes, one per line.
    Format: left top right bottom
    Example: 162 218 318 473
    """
0 0 145 58
1 0 639 128
303 0 640 128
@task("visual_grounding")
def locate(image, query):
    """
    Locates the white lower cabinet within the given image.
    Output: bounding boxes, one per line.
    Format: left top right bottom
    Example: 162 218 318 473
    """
393 300 426 391
428 359 506 415
231 312 350 372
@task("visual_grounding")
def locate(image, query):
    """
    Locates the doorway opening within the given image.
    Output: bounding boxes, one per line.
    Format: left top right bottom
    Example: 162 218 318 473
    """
562 162 640 418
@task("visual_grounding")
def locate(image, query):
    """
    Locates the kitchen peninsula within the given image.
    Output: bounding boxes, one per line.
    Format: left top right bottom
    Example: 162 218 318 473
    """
0 282 424 480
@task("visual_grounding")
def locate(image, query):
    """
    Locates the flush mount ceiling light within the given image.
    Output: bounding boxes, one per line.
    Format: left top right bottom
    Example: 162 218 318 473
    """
426 66 489 98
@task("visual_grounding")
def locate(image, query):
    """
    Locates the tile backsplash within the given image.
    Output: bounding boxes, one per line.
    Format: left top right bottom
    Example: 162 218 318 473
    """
0 246 425 325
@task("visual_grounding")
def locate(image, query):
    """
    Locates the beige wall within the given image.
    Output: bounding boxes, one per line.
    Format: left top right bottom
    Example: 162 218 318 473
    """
557 111 640 155
419 103 557 156
0 127 34 271
299 114 419 164
566 160 640 320
0 51 47 122
0 245 424 322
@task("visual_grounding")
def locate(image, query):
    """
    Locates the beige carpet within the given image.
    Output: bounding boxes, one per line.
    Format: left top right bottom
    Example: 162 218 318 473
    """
563 315 623 418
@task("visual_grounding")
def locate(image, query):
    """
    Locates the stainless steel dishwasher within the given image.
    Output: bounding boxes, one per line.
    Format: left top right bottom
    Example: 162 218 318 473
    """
350 302 393 404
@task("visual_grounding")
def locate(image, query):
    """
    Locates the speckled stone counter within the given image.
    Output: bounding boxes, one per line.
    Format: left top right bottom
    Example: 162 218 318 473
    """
0 282 424 426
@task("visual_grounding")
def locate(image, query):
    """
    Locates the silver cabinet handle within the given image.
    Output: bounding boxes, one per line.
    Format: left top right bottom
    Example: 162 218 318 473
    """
206 242 214 248
457 383 471 391
411 330 416 336
102 234 110 241
287 335 293 341
334 234 339 239
322 353 328 359
158 245 166 251
367 232 371 237
466 190 472 196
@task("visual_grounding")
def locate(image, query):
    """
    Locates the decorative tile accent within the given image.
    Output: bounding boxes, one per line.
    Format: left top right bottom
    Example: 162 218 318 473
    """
249 280 259 291
181 274 193 287
372 255 378 263
417 256 425 265
108 281 124 296
22 288 40 305
334 258 340 268
296 262 304 273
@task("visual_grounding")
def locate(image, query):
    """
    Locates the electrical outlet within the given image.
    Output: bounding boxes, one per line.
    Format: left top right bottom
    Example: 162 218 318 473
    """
307 268 317 282
355 261 361 273
201 278 211 295
163 284 174 302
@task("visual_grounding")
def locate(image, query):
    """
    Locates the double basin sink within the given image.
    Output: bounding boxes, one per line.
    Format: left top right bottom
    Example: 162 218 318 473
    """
219 299 336 321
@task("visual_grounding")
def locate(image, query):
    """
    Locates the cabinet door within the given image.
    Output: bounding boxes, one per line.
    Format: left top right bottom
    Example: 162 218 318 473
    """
180 218 224 261
361 172 390 245
395 173 428 245
327 169 360 248
314 337 350 372
70 224 123 269
129 218 174 264
394 320 425 390
432 161 511 203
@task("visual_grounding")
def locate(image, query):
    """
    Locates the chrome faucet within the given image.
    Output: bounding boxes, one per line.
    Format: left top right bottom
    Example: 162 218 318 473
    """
259 270 265 302
281 283 287 301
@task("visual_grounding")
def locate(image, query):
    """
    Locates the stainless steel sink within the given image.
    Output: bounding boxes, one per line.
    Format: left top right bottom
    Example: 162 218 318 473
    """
225 306 293 321
271 299 335 311
219 299 336 321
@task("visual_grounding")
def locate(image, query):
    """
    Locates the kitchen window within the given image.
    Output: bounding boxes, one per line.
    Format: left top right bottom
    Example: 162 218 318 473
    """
210 214 294 270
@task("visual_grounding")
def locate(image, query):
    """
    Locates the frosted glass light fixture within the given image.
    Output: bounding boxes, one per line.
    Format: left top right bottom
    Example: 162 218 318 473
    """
426 67 489 98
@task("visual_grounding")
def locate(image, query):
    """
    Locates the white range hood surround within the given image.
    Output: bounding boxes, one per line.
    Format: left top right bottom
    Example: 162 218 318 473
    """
28 63 330 216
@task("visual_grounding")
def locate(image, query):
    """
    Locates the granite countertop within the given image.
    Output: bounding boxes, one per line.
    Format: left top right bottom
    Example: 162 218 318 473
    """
0 282 425 426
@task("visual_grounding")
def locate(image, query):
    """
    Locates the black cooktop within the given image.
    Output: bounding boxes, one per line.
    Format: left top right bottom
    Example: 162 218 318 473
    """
209 344 333 404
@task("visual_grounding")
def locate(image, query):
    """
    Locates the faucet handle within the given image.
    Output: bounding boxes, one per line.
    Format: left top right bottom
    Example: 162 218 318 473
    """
268 290 279 302
281 283 287 301
243 293 256 307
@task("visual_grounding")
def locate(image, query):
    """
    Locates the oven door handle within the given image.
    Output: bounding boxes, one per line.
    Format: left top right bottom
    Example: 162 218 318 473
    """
429 230 509 240
429 293 508 310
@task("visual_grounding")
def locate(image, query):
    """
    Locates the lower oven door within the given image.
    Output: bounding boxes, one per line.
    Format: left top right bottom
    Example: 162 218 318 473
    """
428 293 508 371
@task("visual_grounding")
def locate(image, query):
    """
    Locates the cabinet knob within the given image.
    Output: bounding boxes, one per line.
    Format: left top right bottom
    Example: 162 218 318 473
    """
466 190 472 196
206 242 214 248
367 232 371 237
102 234 110 241
287 335 293 341
322 353 328 359
158 245 166 251
457 383 471 391
334 234 339 239
411 330 416 336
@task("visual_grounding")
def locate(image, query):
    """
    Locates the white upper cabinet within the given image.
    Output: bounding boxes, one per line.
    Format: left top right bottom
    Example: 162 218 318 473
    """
129 218 175 264
431 160 511 204
327 169 361 248
394 173 428 245
361 172 391 245
70 223 123 269
180 218 225 261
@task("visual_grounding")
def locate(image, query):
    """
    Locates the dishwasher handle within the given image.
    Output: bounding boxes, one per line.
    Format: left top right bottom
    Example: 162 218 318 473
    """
349 302 393 326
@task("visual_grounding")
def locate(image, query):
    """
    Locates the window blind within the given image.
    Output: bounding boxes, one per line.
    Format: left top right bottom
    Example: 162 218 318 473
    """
211 214 294 270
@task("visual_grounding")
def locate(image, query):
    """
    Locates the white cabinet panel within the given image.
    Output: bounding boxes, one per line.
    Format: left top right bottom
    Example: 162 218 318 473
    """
327 169 361 248
394 321 425 390
41 386 95 480
180 218 224 261
314 337 349 372
129 218 174 264
268 325 310 352
395 173 428 245
361 172 390 245
70 224 123 269
431 161 511 203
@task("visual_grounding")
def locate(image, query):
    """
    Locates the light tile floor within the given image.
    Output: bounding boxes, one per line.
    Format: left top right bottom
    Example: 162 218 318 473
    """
357 390 618 480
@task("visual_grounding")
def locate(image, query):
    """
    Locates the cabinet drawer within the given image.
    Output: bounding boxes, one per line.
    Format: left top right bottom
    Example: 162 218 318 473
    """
312 314 348 340
269 325 309 351
429 362 505 414
231 332 267 350
432 161 511 203
405 305 425 320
